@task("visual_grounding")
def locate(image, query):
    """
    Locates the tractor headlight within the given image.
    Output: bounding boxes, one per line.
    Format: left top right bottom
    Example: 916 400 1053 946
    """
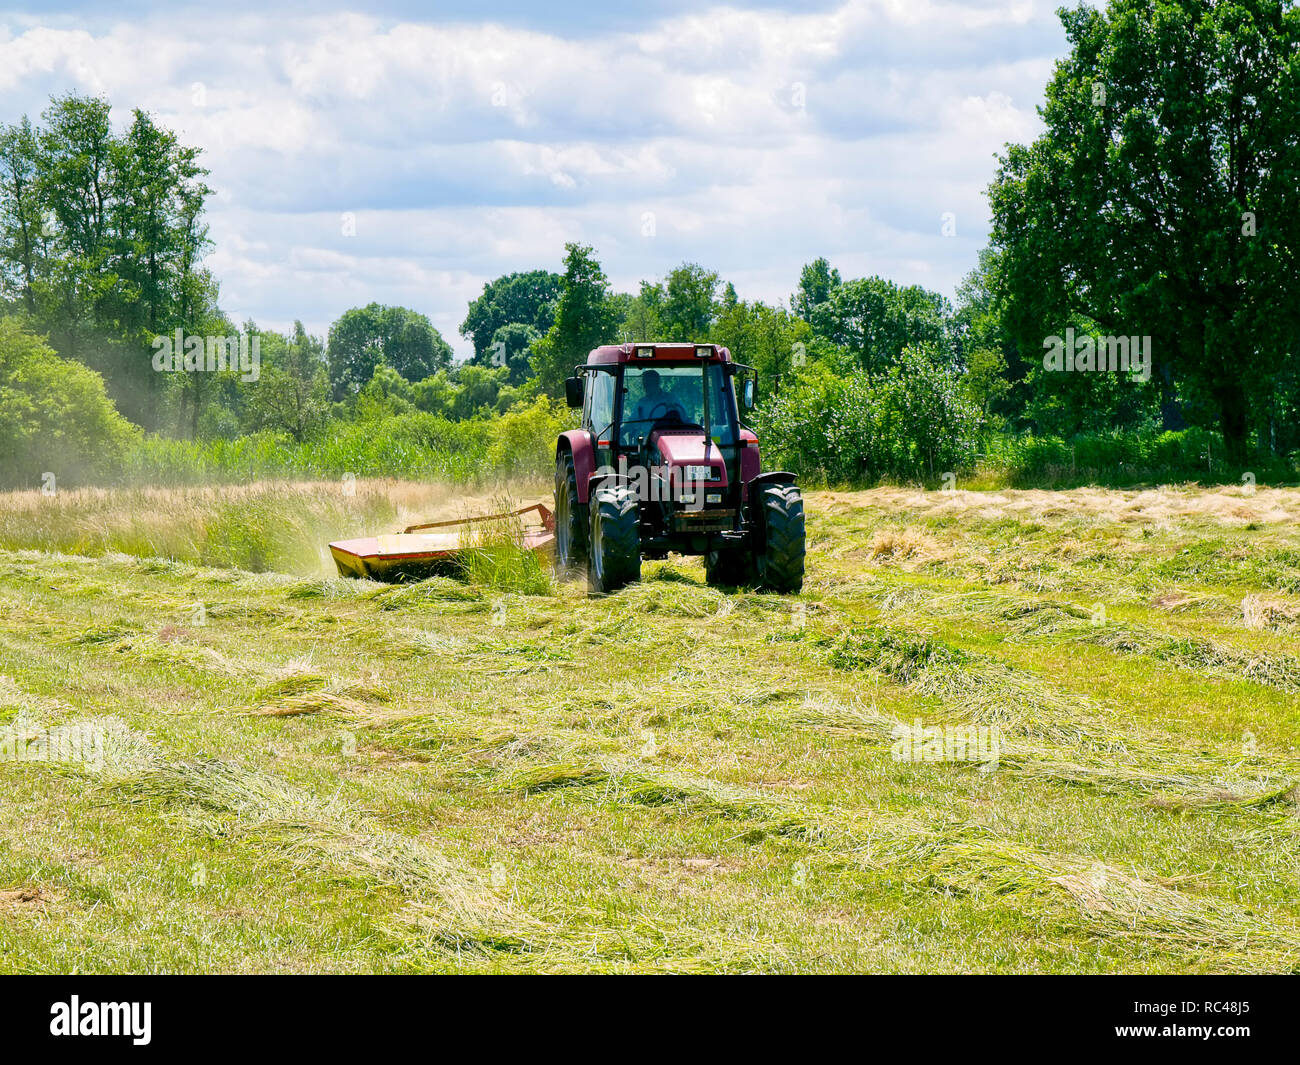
706 492 722 505
678 492 697 505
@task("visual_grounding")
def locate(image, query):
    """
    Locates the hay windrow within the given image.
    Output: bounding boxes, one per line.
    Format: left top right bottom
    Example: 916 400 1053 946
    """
499 760 821 839
880 826 1300 972
109 757 527 940
793 697 1296 810
825 625 1116 748
877 589 1300 693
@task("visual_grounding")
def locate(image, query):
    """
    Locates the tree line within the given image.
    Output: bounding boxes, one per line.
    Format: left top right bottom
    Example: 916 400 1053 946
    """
3 0 1299 481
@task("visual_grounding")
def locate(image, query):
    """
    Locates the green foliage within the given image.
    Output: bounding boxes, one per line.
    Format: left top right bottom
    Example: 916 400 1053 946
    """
810 276 955 373
791 257 842 322
244 321 329 442
354 363 416 420
327 303 453 399
988 0 1300 462
0 316 137 487
658 262 719 339
460 269 561 362
113 396 572 487
752 346 982 482
0 93 215 428
487 321 541 384
979 426 1289 486
451 364 510 420
709 298 813 389
486 395 575 476
529 243 620 395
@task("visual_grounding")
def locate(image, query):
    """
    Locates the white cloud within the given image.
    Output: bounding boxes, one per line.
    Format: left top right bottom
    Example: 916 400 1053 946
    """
0 1 1064 355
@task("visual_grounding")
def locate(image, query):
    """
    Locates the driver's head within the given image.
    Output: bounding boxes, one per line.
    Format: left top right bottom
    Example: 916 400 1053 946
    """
642 369 662 395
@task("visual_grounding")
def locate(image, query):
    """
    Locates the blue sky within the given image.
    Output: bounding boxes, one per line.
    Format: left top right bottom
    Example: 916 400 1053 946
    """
0 1 1070 357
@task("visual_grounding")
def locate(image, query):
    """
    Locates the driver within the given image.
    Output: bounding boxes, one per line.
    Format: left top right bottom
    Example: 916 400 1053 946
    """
631 369 684 424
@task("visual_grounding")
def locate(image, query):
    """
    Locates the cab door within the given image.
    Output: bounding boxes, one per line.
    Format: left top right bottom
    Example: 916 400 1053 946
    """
586 368 617 473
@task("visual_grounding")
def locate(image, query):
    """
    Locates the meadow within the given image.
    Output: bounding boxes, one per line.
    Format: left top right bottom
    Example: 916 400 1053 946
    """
0 478 1298 973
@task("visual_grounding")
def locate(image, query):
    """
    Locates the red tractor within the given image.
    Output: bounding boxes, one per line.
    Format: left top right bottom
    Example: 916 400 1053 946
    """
554 342 805 594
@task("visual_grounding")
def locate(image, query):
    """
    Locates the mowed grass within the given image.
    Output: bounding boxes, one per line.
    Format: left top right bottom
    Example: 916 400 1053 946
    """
0 479 1298 973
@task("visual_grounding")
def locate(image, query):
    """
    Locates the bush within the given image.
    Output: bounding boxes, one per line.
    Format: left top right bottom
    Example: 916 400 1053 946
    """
487 396 575 477
0 317 138 489
753 347 981 482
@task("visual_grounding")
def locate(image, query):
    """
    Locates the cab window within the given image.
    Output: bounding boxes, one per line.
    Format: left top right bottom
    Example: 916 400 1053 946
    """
587 371 616 439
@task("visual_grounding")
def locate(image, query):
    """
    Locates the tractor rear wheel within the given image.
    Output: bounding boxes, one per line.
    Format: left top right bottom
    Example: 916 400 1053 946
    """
554 452 588 577
754 483 805 593
588 484 640 594
704 544 753 587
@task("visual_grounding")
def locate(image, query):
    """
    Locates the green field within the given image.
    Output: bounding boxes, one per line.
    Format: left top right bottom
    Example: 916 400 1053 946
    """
1 480 1298 973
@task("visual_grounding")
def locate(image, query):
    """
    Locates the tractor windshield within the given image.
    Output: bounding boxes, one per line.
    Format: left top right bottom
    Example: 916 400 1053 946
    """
619 364 738 446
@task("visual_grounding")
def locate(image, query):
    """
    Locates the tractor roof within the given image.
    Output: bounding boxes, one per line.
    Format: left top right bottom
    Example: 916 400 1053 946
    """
584 342 733 366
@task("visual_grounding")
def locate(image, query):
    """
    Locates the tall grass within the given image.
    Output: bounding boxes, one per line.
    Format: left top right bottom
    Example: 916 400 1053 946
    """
0 482 398 574
6 398 573 491
977 427 1297 488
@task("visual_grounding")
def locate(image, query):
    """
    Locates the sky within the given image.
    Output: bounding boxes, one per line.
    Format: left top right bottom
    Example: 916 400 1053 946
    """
0 1 1071 358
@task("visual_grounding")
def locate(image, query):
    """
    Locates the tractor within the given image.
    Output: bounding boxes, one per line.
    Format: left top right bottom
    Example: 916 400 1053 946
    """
554 342 805 594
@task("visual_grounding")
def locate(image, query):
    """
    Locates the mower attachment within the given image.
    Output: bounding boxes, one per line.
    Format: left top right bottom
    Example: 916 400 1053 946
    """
329 503 555 581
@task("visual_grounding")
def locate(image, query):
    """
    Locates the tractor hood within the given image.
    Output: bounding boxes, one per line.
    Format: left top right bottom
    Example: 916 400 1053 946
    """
652 430 729 486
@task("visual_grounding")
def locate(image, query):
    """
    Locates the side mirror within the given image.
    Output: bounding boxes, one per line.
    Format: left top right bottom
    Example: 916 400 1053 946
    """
742 378 756 411
564 376 584 409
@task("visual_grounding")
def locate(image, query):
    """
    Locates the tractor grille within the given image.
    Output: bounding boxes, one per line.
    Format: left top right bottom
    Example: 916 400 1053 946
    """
673 509 737 533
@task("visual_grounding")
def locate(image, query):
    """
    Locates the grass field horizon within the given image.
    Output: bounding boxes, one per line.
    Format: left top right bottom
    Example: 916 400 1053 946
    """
2 478 1298 973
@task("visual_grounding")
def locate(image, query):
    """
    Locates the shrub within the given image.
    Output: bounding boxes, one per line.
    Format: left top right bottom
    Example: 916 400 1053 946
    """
0 317 138 489
753 347 981 482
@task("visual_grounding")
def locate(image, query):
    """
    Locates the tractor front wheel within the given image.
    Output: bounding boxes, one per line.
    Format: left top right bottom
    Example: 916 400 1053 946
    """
588 485 640 594
754 483 806 593
554 452 587 577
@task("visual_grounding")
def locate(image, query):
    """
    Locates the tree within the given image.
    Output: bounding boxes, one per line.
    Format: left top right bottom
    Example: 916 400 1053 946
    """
246 322 329 442
988 0 1300 463
459 269 561 362
110 109 211 341
0 94 215 429
0 118 44 314
659 262 719 339
529 243 620 395
791 257 842 322
355 363 417 420
616 280 666 342
31 94 116 364
953 248 1018 428
326 303 453 399
810 276 954 373
709 298 813 391
450 364 508 419
487 321 541 384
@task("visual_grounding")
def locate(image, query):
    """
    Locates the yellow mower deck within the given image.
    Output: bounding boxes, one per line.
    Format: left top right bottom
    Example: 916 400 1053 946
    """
329 503 555 581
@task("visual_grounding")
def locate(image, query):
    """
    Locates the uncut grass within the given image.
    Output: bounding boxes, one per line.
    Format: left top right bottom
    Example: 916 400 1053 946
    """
3 484 1300 971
